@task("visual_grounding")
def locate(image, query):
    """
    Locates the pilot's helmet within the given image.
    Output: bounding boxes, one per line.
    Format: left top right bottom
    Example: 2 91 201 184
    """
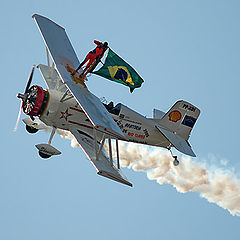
103 42 108 48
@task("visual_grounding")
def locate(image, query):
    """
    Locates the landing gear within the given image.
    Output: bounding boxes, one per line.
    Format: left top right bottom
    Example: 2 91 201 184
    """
169 148 180 166
35 127 61 159
38 150 51 159
173 156 179 166
26 125 39 134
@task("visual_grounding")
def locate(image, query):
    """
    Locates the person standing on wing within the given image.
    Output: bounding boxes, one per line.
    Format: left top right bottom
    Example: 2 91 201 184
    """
72 40 108 76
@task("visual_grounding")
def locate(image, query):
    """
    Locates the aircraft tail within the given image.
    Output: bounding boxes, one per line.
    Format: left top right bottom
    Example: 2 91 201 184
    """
156 100 200 140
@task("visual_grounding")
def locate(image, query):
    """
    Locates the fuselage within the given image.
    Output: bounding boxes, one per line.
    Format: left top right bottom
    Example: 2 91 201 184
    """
39 89 171 149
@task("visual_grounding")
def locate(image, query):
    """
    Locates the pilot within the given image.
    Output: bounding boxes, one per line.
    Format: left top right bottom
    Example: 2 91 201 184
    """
72 40 108 76
107 101 114 110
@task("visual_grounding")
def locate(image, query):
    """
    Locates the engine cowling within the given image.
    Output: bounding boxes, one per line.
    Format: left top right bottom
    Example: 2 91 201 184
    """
21 85 49 118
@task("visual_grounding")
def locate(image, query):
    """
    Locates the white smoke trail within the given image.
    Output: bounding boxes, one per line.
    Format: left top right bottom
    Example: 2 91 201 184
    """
117 142 240 216
57 131 240 216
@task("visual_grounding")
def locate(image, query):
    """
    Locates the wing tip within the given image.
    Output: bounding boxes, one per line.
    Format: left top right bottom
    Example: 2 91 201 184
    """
98 171 133 187
32 13 65 31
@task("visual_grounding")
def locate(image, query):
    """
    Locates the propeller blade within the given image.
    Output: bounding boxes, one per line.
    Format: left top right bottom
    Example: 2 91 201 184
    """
13 103 23 132
24 65 35 93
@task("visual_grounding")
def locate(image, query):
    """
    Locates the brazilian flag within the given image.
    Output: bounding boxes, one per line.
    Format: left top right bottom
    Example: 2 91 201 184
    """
93 48 144 92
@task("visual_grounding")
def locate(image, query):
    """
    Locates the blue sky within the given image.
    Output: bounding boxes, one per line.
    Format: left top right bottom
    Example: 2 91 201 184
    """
1 0 240 239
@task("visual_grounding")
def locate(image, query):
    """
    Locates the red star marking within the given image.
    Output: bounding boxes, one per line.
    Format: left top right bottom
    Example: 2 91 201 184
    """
60 108 73 121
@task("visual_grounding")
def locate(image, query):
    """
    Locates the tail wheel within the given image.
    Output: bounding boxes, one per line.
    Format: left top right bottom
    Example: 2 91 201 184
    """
173 156 179 166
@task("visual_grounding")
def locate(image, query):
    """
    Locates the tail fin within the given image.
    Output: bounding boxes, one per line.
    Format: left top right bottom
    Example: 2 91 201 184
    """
158 100 200 140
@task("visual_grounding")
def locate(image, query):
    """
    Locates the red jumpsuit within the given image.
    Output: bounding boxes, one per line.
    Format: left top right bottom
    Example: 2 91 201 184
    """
80 40 105 68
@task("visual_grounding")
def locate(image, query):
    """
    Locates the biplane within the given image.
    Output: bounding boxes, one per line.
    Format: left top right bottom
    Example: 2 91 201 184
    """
15 14 200 187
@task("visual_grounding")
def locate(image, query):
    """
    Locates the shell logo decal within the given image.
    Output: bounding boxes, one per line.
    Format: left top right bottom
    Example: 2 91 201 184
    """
168 110 182 122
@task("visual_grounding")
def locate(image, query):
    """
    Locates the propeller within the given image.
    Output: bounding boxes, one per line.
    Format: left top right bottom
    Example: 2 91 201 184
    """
13 103 23 132
24 65 35 93
14 65 35 132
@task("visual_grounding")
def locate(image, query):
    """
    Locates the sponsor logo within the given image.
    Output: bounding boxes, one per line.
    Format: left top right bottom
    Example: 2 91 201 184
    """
128 132 146 139
168 110 182 122
181 115 197 128
125 123 141 131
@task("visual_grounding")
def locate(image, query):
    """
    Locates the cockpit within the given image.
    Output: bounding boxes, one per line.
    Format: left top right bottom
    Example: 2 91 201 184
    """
103 102 122 115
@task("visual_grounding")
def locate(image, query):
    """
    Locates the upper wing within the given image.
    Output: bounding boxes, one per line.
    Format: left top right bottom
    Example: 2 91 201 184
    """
67 81 125 138
33 14 80 82
33 14 124 139
70 128 132 187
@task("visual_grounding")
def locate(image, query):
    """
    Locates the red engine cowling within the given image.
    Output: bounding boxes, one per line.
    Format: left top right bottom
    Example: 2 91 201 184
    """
22 85 49 117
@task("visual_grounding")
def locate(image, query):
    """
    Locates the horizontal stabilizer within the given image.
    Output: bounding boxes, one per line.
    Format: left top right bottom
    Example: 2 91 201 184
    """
156 125 196 157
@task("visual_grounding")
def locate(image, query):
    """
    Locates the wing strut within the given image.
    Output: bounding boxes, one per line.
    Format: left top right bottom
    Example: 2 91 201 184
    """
46 47 55 80
46 47 51 71
96 133 106 161
69 128 132 186
93 131 121 170
108 137 113 167
93 128 98 161
116 139 120 169
60 89 74 103
107 138 120 169
93 129 108 163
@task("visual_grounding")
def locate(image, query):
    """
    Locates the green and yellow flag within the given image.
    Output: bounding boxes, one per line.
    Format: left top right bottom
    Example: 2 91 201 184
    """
93 48 144 92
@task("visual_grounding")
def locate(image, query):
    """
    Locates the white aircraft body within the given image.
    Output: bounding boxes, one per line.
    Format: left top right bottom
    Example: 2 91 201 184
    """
16 14 200 187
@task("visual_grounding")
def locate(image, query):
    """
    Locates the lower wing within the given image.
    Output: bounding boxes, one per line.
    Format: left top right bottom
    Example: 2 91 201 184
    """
70 128 132 187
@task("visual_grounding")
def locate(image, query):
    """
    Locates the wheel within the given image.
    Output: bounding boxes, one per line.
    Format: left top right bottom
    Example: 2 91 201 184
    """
38 151 51 159
173 157 179 166
26 125 38 134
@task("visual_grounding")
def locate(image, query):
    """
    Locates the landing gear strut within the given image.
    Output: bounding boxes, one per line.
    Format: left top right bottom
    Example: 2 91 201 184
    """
35 127 61 159
169 148 180 166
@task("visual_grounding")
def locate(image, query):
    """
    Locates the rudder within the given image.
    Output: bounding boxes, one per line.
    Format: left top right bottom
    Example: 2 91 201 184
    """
159 100 200 140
